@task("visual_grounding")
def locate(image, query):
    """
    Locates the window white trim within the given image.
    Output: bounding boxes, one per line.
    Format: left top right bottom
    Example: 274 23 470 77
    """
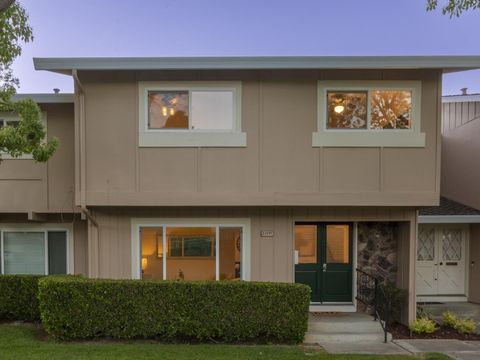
0 223 74 275
313 80 425 147
138 81 246 147
0 111 48 159
131 218 251 281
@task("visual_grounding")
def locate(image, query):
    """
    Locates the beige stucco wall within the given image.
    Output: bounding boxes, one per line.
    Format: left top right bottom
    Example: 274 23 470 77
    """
441 101 480 210
0 103 75 213
469 224 480 304
77 69 441 207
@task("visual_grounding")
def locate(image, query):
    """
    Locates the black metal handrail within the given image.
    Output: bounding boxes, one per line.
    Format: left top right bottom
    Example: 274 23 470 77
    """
355 268 390 343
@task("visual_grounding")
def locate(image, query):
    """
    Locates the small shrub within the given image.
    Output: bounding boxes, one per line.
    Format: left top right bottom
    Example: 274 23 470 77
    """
39 277 311 342
454 318 477 334
442 311 457 328
377 281 408 322
409 317 438 334
0 275 44 321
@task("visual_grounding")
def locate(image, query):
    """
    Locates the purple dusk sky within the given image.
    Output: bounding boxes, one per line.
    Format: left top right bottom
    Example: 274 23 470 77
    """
12 0 480 96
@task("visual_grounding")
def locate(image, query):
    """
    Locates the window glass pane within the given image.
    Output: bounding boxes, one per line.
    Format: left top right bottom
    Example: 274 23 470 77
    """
327 91 367 129
294 225 317 264
191 91 233 130
148 91 189 129
48 231 67 274
219 227 242 280
166 227 215 280
140 227 163 280
326 225 349 264
4 231 45 274
371 90 412 129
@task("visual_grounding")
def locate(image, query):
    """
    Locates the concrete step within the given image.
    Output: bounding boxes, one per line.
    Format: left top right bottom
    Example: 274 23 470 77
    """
308 319 383 333
304 332 392 343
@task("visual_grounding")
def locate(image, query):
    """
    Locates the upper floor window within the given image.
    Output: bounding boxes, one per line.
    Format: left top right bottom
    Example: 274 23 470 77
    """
139 82 245 147
313 81 425 147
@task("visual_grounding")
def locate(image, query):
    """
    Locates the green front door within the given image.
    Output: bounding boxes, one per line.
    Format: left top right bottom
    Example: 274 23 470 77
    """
294 223 353 303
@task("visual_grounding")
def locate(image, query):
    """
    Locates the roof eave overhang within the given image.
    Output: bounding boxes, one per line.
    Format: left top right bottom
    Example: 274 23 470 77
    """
33 56 480 74
418 215 480 224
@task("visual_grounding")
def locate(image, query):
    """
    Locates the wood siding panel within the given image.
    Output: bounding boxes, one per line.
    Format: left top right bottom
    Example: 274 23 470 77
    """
80 69 441 207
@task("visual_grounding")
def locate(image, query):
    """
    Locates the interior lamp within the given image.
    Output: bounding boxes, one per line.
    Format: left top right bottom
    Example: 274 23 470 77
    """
334 105 345 114
141 258 148 272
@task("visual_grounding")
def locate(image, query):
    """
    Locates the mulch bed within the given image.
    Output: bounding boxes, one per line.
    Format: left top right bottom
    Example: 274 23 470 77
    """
388 321 480 340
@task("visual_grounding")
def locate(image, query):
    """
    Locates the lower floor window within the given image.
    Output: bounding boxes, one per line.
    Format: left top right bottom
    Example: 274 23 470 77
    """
0 230 67 275
140 225 242 281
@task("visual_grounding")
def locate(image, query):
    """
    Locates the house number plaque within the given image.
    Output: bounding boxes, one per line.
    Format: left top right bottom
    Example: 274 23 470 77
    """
260 230 274 237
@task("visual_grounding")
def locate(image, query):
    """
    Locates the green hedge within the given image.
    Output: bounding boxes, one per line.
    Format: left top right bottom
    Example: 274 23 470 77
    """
0 275 43 321
38 277 310 342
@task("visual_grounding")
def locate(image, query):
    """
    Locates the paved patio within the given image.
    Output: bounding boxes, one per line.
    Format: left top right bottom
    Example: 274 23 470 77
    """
419 302 480 333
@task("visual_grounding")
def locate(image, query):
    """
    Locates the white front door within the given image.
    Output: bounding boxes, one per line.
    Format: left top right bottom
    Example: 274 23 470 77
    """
416 225 467 296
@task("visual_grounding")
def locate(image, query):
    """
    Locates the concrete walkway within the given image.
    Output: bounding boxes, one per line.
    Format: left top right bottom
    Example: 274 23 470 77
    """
304 313 409 355
394 339 480 360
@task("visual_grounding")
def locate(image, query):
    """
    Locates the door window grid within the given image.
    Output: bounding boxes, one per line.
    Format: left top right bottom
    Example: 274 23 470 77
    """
441 229 462 261
417 227 435 261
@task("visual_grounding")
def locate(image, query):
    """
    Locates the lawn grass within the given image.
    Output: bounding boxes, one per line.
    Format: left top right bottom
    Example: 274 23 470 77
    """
0 324 451 360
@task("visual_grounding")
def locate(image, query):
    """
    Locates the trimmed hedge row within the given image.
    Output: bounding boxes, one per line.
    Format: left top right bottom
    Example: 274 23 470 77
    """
0 275 43 321
38 277 310 342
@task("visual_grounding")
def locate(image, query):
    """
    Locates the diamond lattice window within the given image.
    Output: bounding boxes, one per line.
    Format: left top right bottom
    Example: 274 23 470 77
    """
441 229 462 261
417 228 435 261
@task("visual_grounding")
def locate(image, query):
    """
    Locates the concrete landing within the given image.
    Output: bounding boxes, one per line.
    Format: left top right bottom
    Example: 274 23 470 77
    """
419 302 480 334
304 312 392 344
394 339 480 360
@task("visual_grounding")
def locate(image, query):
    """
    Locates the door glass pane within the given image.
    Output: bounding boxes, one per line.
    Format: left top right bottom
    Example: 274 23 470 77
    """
4 231 45 274
417 227 435 261
166 227 216 280
441 229 462 261
326 225 349 264
191 91 234 130
219 227 242 280
140 227 163 280
294 225 317 264
48 231 67 274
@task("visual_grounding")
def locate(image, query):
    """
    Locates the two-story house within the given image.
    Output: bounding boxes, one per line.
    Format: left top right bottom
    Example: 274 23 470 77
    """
2 56 480 324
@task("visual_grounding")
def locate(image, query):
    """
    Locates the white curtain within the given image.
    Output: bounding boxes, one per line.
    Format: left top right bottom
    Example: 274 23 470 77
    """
3 232 45 274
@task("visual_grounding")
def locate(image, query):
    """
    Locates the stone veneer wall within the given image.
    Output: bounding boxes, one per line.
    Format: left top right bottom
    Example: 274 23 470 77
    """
357 222 398 284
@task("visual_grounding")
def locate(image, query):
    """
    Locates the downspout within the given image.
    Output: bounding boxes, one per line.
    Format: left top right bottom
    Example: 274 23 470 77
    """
73 70 99 277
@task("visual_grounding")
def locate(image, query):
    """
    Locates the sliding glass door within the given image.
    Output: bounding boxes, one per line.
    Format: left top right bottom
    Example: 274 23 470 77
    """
139 223 243 281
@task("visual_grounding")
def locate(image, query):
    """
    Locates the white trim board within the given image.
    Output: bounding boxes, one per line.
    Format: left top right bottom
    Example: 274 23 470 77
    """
417 296 468 303
418 215 480 224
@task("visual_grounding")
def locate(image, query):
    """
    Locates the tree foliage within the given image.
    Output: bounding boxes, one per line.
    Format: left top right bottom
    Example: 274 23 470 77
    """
0 1 58 162
427 0 480 17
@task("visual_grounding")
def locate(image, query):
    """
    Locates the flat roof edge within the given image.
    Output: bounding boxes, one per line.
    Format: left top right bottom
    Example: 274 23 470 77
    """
33 56 480 72
11 93 74 103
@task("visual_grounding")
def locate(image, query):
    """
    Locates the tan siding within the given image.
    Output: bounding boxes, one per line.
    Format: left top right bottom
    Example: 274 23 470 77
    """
441 101 480 209
73 220 88 275
469 224 480 304
0 103 74 212
80 69 441 207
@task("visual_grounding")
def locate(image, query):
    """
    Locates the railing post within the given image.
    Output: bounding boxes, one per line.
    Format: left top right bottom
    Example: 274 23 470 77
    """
373 277 378 321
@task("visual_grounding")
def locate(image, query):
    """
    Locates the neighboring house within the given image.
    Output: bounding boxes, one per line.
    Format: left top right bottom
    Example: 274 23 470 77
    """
417 93 480 304
2 56 480 325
